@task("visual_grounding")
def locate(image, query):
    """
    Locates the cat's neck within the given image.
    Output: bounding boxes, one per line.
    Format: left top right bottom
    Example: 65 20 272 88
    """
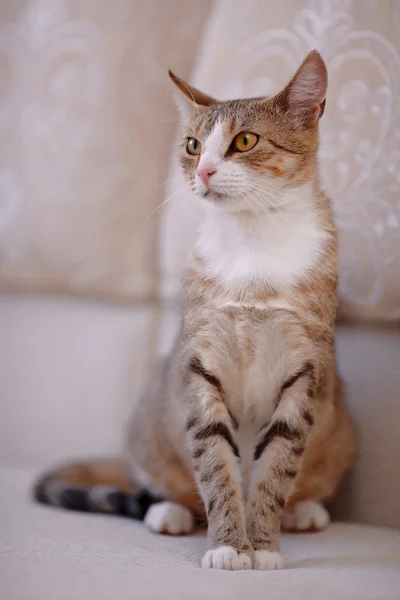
195 183 330 291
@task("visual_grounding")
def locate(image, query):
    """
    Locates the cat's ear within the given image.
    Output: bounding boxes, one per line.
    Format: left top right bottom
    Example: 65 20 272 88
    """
275 50 327 126
168 70 217 119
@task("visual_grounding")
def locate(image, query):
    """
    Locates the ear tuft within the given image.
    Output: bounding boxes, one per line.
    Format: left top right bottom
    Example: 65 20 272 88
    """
172 91 191 122
277 50 328 126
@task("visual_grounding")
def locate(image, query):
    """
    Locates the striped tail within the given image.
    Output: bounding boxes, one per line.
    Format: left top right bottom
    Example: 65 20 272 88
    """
33 460 162 520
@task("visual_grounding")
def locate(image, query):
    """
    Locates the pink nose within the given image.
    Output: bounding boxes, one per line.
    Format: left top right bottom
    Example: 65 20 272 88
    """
197 166 216 185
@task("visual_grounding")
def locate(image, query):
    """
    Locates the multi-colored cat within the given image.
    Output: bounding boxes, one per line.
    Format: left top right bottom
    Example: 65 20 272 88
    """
34 51 356 570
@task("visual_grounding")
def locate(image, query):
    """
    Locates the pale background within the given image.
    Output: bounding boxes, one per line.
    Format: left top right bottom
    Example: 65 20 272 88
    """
1 1 400 598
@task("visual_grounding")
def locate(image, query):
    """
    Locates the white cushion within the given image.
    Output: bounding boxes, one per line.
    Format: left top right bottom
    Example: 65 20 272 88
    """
1 467 400 600
333 323 400 530
0 294 157 468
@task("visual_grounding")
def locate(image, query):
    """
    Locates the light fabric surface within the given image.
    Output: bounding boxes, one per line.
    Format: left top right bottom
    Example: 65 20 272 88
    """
0 294 158 468
0 0 210 302
1 467 400 600
160 0 400 320
333 322 400 530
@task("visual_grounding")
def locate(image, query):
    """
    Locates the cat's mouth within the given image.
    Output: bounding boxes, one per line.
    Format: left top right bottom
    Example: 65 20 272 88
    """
203 190 227 201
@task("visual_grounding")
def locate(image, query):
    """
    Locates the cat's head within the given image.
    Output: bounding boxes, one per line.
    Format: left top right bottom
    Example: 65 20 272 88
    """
169 50 327 213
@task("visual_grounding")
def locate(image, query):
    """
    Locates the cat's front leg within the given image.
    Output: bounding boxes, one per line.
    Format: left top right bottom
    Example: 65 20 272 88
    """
185 357 252 570
247 362 316 570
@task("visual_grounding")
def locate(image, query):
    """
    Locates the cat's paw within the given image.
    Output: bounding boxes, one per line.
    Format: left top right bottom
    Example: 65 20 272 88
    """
144 501 195 535
202 546 252 570
282 500 330 532
253 550 284 570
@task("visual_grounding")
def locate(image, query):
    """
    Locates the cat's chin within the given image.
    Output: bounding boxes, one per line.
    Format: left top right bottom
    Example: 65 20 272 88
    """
202 190 227 201
197 188 257 213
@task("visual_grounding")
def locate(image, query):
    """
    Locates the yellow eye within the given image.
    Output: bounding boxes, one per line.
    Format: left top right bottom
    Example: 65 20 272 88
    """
233 132 259 152
186 137 202 155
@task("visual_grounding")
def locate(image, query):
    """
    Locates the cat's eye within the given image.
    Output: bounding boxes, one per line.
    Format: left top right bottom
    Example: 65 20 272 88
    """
186 137 202 155
233 132 259 152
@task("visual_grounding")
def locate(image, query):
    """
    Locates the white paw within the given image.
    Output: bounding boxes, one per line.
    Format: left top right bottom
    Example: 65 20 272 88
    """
144 502 194 535
282 500 330 532
202 546 252 570
254 550 284 570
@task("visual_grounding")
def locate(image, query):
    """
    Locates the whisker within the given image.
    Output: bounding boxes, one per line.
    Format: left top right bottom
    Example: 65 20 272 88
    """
246 180 285 199
159 118 181 124
245 182 294 217
177 81 201 118
246 177 286 196
246 185 290 221
139 180 171 204
240 191 272 224
136 184 191 234
246 193 272 220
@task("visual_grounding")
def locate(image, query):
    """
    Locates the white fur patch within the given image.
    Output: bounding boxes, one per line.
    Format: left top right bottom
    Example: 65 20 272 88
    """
282 500 330 531
236 422 261 492
195 120 226 196
196 185 328 290
144 502 194 535
202 546 252 570
253 550 284 570
202 120 226 159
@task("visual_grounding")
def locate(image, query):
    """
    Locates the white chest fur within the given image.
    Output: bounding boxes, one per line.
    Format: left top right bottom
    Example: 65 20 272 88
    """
196 188 328 290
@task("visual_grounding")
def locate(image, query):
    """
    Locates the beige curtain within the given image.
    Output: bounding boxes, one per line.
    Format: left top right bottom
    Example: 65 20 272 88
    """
1 0 399 322
0 0 211 302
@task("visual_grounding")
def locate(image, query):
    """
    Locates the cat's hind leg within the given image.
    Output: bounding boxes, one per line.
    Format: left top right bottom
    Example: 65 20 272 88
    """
144 501 195 535
282 500 330 532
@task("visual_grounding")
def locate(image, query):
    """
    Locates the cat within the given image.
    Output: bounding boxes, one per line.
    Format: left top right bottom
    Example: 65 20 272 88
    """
34 50 356 571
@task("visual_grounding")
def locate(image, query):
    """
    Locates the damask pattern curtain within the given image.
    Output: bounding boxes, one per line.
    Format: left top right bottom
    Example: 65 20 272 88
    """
0 0 210 301
1 0 399 322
